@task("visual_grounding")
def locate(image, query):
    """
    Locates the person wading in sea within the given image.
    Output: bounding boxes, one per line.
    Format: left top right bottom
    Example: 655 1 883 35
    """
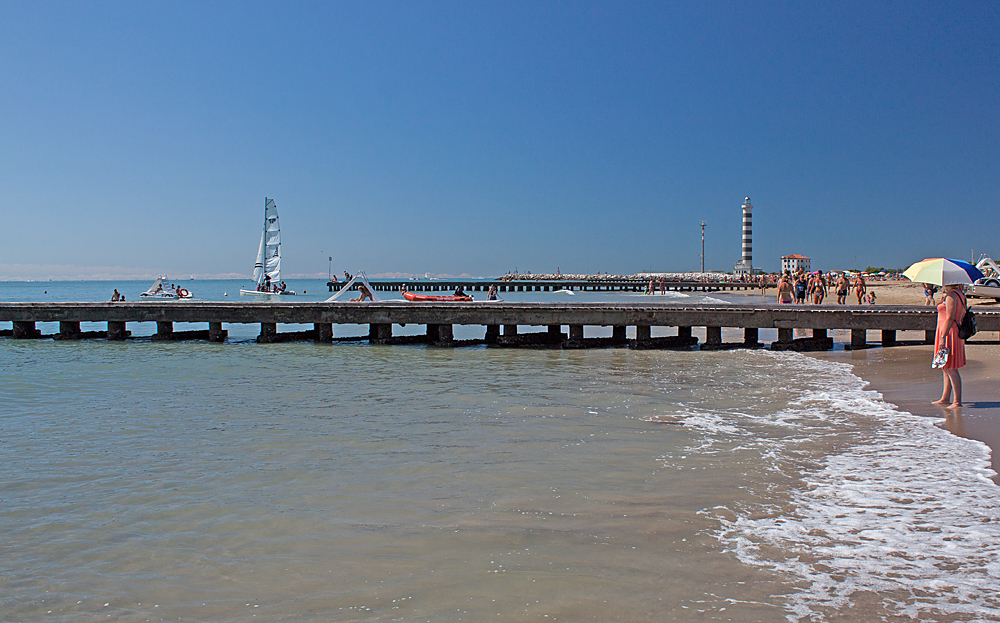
932 284 967 408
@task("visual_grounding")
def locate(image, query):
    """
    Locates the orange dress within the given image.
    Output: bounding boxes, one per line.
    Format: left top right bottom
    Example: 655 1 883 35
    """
934 291 966 369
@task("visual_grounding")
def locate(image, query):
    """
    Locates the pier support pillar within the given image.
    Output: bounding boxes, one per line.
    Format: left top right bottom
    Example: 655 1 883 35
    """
209 322 226 343
13 321 40 339
427 324 455 344
547 325 563 341
258 323 277 343
314 323 333 343
881 330 897 347
705 326 722 345
569 325 584 341
156 321 173 340
677 326 692 340
503 324 518 336
429 324 454 344
369 323 392 344
485 325 500 344
812 329 827 340
777 328 794 344
635 325 651 341
851 329 867 349
924 329 935 344
107 321 127 341
744 327 759 346
58 321 81 339
612 326 627 344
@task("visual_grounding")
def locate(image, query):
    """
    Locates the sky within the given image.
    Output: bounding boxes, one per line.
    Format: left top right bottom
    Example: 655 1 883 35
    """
1 1 998 280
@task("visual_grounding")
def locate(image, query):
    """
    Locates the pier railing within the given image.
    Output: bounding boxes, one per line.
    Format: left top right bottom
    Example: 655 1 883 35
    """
2 302 997 350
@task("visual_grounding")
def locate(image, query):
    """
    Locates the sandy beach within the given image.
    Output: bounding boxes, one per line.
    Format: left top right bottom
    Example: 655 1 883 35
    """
817 340 1000 484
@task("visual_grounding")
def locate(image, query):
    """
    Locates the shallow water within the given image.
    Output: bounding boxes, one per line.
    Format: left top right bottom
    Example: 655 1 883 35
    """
2 334 998 622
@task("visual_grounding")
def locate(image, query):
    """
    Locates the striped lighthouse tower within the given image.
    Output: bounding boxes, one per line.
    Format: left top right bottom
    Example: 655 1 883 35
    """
734 197 753 275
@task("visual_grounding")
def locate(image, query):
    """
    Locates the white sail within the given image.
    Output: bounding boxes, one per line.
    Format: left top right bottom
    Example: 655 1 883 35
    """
252 230 266 285
253 198 281 286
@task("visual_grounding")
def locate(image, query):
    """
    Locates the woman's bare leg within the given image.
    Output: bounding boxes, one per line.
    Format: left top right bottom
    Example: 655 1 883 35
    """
933 371 953 405
947 369 962 408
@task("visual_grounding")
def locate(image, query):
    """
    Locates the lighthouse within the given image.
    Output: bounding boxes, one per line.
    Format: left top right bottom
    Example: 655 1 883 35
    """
734 197 753 276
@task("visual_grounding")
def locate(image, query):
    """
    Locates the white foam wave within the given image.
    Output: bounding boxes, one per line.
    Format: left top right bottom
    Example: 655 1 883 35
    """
689 352 1000 621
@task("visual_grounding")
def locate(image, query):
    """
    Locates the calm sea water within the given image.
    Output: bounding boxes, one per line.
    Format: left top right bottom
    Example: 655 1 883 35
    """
2 282 999 622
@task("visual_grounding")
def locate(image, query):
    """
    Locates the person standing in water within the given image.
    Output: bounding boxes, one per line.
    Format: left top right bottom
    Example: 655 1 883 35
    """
932 284 967 408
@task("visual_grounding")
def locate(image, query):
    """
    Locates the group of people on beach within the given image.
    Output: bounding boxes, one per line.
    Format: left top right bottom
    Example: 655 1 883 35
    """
773 269 875 305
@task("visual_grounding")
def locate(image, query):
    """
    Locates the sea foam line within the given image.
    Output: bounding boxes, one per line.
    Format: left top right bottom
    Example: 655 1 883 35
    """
697 352 1000 622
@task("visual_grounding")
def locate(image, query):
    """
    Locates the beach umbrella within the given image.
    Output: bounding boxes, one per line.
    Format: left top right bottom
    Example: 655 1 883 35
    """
902 258 984 286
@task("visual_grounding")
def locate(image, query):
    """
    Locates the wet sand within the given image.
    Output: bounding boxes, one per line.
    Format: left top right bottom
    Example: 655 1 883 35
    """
815 339 1000 484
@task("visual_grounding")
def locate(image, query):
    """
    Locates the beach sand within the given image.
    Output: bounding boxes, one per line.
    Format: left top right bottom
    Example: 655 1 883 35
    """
816 340 1000 484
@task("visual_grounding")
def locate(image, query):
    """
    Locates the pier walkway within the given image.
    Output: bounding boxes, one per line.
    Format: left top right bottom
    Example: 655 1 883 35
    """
329 279 756 293
2 302 997 350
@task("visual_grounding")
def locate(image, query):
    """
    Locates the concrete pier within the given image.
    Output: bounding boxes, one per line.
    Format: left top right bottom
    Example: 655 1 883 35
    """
13 321 40 339
330 278 759 294
314 323 333 343
210 322 226 343
1 302 996 351
108 321 128 341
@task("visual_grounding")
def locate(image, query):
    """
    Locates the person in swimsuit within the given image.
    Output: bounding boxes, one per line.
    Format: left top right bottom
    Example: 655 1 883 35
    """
923 283 936 305
854 274 866 304
350 284 373 302
933 284 967 408
812 271 826 304
794 274 807 303
777 272 793 303
836 273 849 304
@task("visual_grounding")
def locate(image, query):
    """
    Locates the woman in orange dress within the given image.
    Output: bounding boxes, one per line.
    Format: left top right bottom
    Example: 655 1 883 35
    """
932 284 967 408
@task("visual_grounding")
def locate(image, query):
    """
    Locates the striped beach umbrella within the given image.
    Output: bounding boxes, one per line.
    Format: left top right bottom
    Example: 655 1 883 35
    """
902 258 984 286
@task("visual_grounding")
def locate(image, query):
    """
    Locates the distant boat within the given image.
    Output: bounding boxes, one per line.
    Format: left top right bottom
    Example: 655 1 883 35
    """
140 276 193 299
239 198 295 297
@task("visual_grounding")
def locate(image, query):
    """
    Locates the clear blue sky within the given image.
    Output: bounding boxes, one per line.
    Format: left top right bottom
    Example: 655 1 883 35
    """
2 1 997 279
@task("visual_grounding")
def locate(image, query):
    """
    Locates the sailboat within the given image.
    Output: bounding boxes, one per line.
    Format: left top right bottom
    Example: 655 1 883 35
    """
239 198 296 297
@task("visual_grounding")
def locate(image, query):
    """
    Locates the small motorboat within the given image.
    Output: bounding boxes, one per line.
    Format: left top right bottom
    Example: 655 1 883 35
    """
402 291 473 302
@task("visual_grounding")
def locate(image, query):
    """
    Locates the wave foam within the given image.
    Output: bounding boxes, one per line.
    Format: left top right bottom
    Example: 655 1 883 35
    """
692 352 1000 621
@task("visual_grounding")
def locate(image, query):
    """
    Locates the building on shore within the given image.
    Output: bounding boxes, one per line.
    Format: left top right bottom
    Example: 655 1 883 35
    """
733 197 753 276
781 254 811 273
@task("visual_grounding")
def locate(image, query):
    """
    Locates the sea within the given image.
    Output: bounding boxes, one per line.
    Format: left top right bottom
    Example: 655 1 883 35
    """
2 280 999 622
